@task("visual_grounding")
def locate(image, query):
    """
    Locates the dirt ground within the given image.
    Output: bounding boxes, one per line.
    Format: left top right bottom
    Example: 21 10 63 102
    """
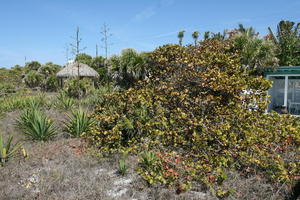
0 110 295 200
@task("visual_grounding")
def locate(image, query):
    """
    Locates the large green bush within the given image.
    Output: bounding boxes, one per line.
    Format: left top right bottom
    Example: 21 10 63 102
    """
87 40 300 193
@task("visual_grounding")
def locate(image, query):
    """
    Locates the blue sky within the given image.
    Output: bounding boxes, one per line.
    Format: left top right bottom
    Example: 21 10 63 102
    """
0 0 299 68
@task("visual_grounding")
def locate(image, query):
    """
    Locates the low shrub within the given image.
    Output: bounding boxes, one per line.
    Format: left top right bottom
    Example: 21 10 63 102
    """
0 133 22 166
64 109 93 137
24 71 42 88
63 78 93 98
16 108 57 141
0 83 15 95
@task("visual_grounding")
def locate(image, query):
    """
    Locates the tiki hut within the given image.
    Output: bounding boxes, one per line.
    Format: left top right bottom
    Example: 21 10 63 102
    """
56 62 99 87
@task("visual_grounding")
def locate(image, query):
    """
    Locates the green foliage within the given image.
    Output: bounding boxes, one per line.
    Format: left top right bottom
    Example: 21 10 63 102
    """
87 39 300 194
16 108 57 141
91 56 108 81
109 49 148 89
0 92 47 113
231 27 278 75
140 151 158 168
38 62 61 76
0 133 22 166
192 31 199 46
63 78 93 98
55 92 75 110
75 53 93 66
268 20 300 66
178 30 185 45
24 71 42 88
23 62 61 91
25 61 41 71
0 67 24 90
118 158 128 176
43 75 59 91
0 83 15 95
64 109 93 137
38 62 61 91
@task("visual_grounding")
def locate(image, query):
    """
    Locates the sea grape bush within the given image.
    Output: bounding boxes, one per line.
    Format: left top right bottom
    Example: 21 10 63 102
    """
87 39 300 192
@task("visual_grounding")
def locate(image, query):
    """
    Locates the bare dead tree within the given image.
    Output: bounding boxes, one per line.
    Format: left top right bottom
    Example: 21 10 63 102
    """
69 26 86 98
70 26 86 58
96 44 98 57
100 23 113 61
64 44 69 63
70 26 86 77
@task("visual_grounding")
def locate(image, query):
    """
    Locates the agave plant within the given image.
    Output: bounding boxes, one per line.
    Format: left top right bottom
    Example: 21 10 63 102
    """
16 108 57 141
55 92 75 110
0 133 22 166
64 109 94 137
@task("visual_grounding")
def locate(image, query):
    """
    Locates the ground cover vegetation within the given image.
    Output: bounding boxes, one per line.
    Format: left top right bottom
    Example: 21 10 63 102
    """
0 20 299 199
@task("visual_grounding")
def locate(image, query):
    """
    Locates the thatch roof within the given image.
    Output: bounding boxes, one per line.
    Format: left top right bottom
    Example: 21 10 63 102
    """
56 62 99 78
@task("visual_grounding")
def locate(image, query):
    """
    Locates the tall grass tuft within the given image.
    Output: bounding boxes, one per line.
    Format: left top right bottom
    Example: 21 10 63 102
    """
64 109 93 137
0 133 22 166
118 159 128 176
16 108 57 141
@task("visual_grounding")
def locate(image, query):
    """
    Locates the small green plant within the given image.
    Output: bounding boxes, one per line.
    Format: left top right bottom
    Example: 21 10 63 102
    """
63 78 93 98
118 158 128 176
140 151 158 168
56 92 75 110
64 109 93 137
16 108 57 141
0 133 22 166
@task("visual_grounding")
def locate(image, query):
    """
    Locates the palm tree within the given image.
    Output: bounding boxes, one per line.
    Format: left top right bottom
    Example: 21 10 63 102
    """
204 31 210 40
178 30 185 46
231 25 278 74
192 31 199 46
268 20 300 66
236 24 258 38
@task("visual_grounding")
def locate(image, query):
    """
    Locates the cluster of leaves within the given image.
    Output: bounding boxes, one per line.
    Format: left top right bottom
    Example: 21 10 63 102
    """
0 92 47 114
0 66 24 92
108 49 149 89
75 53 109 82
137 152 193 191
63 78 93 98
268 20 300 66
64 109 94 137
0 133 23 166
23 61 61 91
16 107 57 141
55 92 75 110
230 25 278 75
87 39 300 194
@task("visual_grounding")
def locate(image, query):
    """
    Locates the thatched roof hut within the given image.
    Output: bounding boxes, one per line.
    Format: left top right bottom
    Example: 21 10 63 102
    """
56 62 99 78
56 62 99 87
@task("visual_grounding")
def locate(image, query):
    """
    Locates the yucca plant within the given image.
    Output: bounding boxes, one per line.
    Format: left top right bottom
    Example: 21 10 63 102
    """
56 92 75 110
16 108 57 141
26 98 42 110
0 133 22 166
64 109 93 137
